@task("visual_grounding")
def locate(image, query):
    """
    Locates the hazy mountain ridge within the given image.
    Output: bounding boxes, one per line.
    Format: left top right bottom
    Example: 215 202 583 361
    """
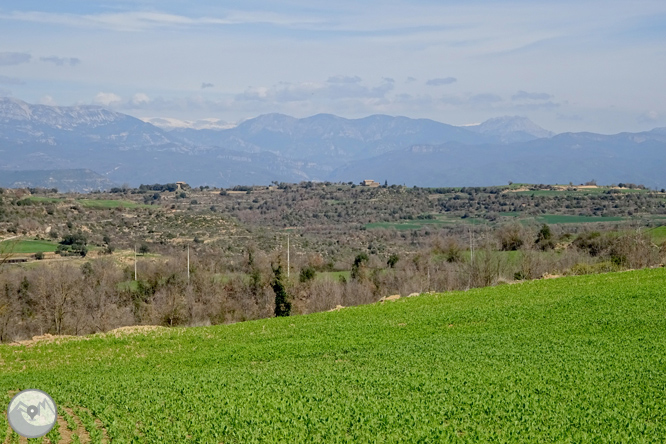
329 130 666 188
1 97 665 189
0 168 116 192
467 115 554 143
167 112 498 164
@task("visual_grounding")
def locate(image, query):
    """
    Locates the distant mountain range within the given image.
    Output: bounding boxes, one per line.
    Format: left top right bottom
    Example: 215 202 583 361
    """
466 115 554 143
0 168 114 191
0 97 664 191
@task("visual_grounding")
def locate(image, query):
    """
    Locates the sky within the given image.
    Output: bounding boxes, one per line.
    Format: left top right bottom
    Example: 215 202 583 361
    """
0 0 665 133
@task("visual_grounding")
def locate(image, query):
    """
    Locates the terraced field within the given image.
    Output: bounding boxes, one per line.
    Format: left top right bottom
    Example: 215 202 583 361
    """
1 269 665 442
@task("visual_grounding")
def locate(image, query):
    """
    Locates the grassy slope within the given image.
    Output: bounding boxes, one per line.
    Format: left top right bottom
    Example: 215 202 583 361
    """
649 226 666 244
1 269 665 442
0 239 58 253
537 214 626 224
77 199 149 209
25 196 149 209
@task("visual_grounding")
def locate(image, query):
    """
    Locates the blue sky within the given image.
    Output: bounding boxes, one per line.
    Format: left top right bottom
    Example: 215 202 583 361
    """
0 0 665 133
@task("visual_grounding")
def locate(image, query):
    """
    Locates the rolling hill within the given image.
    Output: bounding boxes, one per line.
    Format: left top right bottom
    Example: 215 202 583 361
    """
0 268 664 442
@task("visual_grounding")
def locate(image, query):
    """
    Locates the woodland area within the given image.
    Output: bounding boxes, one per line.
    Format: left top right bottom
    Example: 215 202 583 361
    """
0 182 665 341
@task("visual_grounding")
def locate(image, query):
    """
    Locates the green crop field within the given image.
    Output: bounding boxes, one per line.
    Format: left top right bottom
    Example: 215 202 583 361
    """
23 196 149 209
648 226 666 244
77 199 148 209
536 214 627 224
25 196 64 204
0 239 58 253
1 268 665 442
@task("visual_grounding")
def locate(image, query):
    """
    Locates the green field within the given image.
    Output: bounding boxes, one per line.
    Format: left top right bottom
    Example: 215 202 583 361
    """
648 226 666 244
513 188 650 197
537 214 626 224
78 198 148 209
24 196 149 209
0 238 58 253
1 268 665 442
25 196 63 204
500 212 628 224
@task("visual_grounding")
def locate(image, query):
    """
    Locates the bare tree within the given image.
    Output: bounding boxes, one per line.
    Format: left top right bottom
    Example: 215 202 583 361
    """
31 263 82 335
0 238 18 268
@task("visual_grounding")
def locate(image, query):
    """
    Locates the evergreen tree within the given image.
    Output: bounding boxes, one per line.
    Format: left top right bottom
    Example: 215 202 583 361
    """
272 265 291 317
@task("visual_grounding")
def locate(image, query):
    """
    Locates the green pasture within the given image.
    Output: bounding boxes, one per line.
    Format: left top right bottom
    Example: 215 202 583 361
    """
77 199 148 209
0 238 58 254
23 196 148 209
648 225 666 244
25 196 63 204
536 214 626 224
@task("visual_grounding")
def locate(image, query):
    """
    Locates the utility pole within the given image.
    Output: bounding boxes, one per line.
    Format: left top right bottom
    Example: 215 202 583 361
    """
134 244 137 281
287 233 290 278
187 244 190 283
469 226 474 265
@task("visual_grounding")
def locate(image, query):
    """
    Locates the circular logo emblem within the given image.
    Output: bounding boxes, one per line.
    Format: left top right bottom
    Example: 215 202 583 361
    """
7 389 58 438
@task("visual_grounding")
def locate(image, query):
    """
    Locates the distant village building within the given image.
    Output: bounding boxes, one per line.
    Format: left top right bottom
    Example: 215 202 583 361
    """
361 180 380 188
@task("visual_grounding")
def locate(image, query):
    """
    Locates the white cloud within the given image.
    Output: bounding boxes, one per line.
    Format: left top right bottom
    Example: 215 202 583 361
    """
39 95 57 106
131 93 150 105
40 56 81 66
1 2 661 133
0 10 324 32
638 110 659 123
426 77 457 86
512 90 552 101
93 92 122 106
327 75 362 84
236 78 395 104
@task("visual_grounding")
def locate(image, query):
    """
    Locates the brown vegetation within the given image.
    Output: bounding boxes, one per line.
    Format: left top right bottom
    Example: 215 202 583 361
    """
0 183 665 341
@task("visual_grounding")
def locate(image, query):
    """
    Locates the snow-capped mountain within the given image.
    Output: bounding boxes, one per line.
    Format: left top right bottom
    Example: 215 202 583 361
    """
0 97 179 149
0 97 125 129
